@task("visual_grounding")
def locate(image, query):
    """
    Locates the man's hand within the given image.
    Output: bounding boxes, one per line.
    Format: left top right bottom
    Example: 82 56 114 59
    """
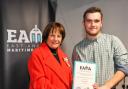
93 83 111 89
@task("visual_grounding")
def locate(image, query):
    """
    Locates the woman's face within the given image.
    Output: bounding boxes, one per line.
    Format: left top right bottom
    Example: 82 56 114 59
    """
46 29 62 49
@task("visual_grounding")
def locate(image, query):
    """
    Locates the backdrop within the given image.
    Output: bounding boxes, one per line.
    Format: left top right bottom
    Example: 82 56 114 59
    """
0 0 57 89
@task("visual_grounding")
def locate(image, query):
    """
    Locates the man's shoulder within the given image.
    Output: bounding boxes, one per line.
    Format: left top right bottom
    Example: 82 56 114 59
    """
102 34 122 45
102 33 119 40
103 33 118 37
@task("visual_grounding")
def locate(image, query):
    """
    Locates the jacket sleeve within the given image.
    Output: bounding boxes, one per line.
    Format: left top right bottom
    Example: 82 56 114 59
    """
28 52 59 89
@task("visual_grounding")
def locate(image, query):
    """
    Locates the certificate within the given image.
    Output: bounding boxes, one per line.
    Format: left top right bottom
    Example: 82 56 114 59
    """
72 61 96 89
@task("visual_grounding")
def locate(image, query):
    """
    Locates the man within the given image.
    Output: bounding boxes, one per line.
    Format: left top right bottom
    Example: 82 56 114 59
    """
72 7 128 89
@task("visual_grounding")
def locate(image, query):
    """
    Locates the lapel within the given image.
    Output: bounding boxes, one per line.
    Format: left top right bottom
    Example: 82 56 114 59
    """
40 43 70 86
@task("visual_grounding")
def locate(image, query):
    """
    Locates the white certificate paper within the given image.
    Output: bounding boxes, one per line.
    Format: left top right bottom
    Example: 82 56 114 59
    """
72 61 96 89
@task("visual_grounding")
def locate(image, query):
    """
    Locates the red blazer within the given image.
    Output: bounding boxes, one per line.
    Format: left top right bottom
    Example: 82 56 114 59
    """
28 43 72 89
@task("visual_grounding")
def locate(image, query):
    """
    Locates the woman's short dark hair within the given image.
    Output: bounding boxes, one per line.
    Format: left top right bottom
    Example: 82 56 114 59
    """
42 22 65 43
83 7 103 21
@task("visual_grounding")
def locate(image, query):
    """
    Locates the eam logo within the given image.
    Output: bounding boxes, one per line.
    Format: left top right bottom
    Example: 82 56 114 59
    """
30 25 42 43
6 25 42 52
7 25 42 43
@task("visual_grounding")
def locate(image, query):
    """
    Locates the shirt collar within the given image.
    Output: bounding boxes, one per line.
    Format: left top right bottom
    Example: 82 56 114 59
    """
85 33 104 43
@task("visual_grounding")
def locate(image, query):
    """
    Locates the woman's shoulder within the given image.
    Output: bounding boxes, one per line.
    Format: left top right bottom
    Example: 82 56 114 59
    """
31 43 47 54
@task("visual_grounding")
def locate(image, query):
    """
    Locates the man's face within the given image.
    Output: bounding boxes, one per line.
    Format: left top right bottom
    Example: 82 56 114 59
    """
83 12 102 37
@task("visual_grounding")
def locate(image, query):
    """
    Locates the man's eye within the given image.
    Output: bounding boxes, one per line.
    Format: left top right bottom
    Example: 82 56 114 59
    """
86 19 100 23
94 20 100 23
86 20 92 22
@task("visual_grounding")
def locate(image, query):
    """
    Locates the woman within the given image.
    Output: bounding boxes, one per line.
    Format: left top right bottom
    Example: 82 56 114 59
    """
28 22 72 89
